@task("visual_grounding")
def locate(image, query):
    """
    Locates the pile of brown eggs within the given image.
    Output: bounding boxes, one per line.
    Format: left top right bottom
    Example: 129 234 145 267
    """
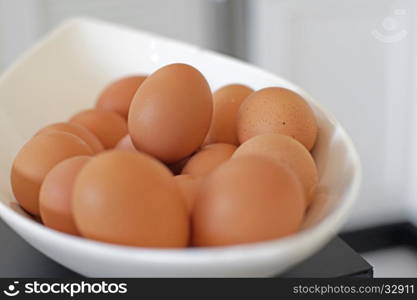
11 63 318 248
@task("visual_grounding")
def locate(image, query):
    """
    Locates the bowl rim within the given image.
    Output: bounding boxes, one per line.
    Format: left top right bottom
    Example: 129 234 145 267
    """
0 18 362 263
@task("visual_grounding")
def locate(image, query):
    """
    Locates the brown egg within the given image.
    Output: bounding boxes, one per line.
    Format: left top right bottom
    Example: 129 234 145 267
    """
237 87 318 150
70 109 128 149
192 155 305 247
73 150 189 248
115 135 137 152
128 63 213 163
174 174 201 213
36 122 104 153
233 133 318 203
11 132 93 216
39 156 90 235
96 75 147 119
204 84 253 145
182 143 236 177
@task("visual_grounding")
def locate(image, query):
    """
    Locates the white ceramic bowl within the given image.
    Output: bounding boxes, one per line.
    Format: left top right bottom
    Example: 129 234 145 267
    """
0 18 361 277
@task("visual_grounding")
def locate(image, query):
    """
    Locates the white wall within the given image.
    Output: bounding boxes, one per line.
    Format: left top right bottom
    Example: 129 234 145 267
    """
247 0 417 229
0 0 233 70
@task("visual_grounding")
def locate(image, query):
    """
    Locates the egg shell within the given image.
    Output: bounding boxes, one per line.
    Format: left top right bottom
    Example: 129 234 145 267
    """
36 122 104 153
96 75 147 119
204 84 253 145
233 133 318 203
39 156 90 235
174 174 201 213
70 109 128 149
192 155 305 247
11 132 93 216
182 143 237 177
128 63 213 163
115 134 137 152
237 87 318 150
72 150 189 248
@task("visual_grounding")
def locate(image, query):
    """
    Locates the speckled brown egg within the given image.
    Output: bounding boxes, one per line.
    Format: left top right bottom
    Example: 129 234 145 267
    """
192 155 305 247
11 132 93 216
39 156 90 235
204 84 253 145
36 122 104 153
72 150 189 248
174 174 201 213
96 75 147 119
128 63 213 163
114 135 137 152
233 133 318 203
237 87 318 150
182 143 237 177
70 109 128 149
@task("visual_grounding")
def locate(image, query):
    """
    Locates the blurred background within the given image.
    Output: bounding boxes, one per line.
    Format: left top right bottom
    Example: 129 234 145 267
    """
1 0 417 277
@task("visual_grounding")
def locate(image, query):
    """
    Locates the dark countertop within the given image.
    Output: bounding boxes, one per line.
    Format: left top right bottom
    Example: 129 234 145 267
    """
0 219 372 278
